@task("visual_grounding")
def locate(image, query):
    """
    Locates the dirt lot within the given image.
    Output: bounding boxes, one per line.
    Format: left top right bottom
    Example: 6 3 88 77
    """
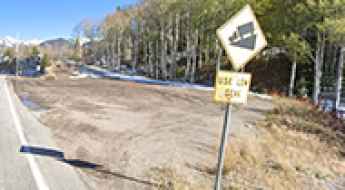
12 77 272 190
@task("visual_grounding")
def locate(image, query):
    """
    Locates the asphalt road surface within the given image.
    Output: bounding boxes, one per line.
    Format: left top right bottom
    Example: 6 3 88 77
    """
0 76 87 190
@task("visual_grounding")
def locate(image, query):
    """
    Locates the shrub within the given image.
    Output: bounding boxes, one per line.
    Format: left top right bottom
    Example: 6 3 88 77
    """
40 54 50 73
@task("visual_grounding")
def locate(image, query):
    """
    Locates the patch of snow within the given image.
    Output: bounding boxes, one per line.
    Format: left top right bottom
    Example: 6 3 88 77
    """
78 65 214 91
249 92 273 100
320 99 335 113
79 38 90 45
77 65 274 103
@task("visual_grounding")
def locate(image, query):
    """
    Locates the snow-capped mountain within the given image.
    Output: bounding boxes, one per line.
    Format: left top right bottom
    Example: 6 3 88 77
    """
0 36 43 48
23 39 43 46
0 36 20 47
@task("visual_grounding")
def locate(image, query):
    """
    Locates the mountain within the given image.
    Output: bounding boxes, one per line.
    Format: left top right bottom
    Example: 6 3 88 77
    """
23 39 43 46
0 36 43 48
0 36 19 47
0 36 87 50
39 38 72 49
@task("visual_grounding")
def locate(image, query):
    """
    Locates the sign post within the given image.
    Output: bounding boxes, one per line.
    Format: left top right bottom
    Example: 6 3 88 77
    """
213 4 267 190
214 103 231 190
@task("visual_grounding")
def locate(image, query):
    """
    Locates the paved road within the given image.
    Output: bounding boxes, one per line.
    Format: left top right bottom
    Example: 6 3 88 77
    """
0 77 37 189
0 76 88 190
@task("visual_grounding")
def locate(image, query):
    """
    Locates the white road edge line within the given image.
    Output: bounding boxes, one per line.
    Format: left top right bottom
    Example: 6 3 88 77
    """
4 79 50 190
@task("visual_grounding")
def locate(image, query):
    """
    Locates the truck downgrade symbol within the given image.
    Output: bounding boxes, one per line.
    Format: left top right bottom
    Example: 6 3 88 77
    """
228 22 256 50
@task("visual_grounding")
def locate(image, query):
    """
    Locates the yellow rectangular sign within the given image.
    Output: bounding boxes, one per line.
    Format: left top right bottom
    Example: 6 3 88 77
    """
214 71 251 104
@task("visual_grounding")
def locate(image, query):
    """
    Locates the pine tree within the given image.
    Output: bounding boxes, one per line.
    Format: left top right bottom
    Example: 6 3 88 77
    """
31 46 40 57
40 54 50 73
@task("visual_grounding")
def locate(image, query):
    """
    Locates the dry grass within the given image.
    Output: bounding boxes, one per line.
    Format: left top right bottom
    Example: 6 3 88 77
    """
148 167 208 190
218 125 339 189
156 97 345 190
41 62 75 80
42 74 57 80
216 97 345 189
268 97 345 153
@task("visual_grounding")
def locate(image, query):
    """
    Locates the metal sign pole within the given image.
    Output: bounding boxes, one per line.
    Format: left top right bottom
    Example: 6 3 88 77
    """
214 103 232 190
213 4 267 190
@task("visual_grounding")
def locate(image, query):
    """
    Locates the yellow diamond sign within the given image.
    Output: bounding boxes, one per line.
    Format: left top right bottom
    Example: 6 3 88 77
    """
217 5 267 71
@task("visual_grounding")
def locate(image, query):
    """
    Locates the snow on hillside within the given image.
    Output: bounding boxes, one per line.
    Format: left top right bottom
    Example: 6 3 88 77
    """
0 36 43 48
23 39 43 46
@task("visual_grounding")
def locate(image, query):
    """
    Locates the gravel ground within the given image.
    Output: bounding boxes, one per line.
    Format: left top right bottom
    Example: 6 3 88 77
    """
12 78 272 190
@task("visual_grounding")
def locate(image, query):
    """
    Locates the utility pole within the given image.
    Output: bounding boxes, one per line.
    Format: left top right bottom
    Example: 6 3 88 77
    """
15 45 18 77
15 33 19 77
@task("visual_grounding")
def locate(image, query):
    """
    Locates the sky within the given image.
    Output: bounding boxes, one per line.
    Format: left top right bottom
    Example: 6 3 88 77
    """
0 0 138 40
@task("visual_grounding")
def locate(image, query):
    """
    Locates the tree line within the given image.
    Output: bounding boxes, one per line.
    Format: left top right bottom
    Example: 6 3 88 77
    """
75 0 345 107
1 46 50 74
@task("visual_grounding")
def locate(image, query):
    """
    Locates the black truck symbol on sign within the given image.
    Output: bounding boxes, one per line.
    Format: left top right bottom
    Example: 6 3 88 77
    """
228 22 257 50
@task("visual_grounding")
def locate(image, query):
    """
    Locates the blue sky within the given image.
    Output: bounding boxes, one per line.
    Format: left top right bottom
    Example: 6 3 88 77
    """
0 0 138 40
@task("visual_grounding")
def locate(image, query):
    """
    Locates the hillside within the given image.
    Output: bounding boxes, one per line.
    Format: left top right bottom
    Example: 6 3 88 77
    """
39 38 72 49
